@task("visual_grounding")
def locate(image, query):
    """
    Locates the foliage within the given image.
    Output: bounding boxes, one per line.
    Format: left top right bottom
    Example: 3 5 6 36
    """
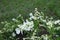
0 8 60 40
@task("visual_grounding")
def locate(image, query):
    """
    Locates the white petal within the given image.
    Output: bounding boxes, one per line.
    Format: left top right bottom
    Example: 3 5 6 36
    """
12 18 16 21
29 13 33 16
15 28 20 34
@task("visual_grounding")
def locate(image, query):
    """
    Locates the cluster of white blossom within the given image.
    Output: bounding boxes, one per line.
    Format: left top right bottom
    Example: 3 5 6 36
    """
1 8 60 40
46 21 54 29
29 8 43 20
15 19 34 34
54 20 60 25
54 27 60 30
41 35 48 40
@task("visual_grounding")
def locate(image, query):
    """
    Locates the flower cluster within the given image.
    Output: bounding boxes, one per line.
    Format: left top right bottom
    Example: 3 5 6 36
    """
0 8 60 40
15 19 34 34
29 8 44 20
41 35 48 40
54 20 60 25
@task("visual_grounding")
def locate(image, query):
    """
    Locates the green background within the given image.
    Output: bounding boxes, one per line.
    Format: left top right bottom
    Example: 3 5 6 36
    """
0 0 60 21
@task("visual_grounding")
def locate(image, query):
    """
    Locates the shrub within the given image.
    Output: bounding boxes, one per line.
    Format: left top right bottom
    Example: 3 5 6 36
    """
0 8 60 40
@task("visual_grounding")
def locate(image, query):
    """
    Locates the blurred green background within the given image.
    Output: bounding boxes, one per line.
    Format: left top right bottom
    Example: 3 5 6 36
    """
0 0 60 22
0 0 60 40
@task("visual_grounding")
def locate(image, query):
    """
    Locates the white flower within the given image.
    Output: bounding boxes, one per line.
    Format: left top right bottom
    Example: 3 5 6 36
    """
56 35 59 37
35 8 37 11
15 28 20 34
55 27 60 30
46 21 52 25
12 18 16 21
0 30 3 33
1 22 4 24
18 25 24 30
29 21 34 28
26 19 29 23
12 18 18 22
24 20 34 31
29 16 35 20
42 35 48 40
29 13 33 17
42 20 46 22
46 21 53 29
18 20 34 31
25 28 30 31
18 14 21 17
29 17 32 20
12 32 16 37
54 20 60 24
33 17 38 20
58 23 60 25
29 10 42 20
18 25 20 27
29 16 34 20
29 13 40 20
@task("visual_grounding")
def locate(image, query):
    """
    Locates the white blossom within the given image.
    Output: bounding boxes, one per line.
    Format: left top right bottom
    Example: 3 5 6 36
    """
42 35 48 40
15 28 20 34
29 13 33 17
29 16 34 20
56 35 59 37
12 32 16 37
12 18 18 22
46 21 53 29
18 20 34 31
58 23 60 25
54 20 60 24
12 18 16 21
29 10 41 20
46 21 52 25
29 15 36 20
54 27 60 30
42 20 46 22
